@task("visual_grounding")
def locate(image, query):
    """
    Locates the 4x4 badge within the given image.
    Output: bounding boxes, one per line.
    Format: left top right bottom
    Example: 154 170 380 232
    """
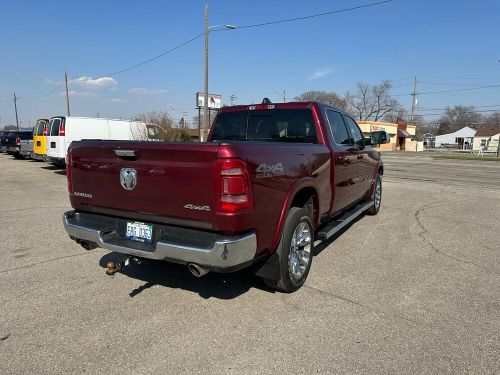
120 168 137 190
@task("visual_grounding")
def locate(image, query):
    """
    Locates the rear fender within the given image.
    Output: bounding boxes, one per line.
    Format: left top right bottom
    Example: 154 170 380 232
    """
270 178 318 253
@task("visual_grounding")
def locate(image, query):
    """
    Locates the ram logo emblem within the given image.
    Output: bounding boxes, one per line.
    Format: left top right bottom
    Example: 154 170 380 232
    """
120 168 137 190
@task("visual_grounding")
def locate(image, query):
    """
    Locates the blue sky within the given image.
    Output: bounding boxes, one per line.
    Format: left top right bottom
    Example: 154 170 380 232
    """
1 0 499 127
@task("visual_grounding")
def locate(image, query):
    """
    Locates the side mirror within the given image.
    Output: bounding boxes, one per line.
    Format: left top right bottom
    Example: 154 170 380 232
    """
371 131 390 146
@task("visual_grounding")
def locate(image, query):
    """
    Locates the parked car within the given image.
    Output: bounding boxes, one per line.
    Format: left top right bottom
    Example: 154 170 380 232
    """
46 116 145 165
62 100 389 292
32 118 50 161
19 138 34 158
0 131 13 152
1 130 33 159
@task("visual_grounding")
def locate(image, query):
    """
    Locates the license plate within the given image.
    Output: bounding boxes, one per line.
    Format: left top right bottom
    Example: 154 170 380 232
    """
125 222 153 244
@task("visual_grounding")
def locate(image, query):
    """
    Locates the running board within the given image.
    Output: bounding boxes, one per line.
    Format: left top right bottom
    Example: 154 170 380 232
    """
316 200 374 241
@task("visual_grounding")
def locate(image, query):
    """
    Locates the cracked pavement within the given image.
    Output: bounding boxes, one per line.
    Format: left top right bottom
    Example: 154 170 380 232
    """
0 152 499 374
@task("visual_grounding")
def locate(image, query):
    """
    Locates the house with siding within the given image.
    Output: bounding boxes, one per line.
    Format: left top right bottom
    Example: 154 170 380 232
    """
473 127 500 152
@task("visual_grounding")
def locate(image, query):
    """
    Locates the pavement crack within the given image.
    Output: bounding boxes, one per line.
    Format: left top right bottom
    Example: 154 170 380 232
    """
304 285 424 326
0 250 104 274
0 333 11 342
414 205 486 270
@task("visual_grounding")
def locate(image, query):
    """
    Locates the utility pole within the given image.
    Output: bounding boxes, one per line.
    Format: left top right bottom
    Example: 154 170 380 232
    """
410 76 417 123
13 93 19 130
202 4 209 142
282 89 287 102
230 94 236 106
65 70 71 116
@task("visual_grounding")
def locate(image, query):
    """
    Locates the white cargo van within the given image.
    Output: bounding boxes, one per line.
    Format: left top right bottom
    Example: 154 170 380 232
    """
46 116 144 165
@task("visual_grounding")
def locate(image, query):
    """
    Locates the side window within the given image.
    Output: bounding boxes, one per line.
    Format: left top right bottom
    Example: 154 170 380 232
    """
326 110 350 145
343 116 364 147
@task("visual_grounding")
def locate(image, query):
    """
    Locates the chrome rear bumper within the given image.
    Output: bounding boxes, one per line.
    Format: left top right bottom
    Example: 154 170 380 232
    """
63 210 257 270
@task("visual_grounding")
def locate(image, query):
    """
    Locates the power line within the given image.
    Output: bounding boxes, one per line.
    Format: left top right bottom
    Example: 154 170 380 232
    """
94 33 204 79
234 0 393 29
417 104 500 111
18 83 65 103
393 83 500 97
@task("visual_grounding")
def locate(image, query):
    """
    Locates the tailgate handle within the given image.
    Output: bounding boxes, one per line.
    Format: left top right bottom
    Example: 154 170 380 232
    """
114 149 137 160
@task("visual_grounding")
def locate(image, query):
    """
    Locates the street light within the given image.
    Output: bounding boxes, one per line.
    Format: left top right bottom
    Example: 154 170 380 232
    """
201 4 237 142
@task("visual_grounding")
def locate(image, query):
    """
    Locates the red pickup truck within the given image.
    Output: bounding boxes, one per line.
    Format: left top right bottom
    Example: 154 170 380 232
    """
63 100 389 292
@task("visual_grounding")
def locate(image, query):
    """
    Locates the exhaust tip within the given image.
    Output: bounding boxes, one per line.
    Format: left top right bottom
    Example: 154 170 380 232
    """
188 263 209 278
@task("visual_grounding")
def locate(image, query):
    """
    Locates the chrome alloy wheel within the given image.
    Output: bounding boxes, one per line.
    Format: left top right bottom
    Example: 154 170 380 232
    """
288 221 312 284
374 178 382 209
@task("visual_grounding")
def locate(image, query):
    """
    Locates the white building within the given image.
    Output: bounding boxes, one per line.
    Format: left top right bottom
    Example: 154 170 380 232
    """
473 127 500 152
434 126 476 149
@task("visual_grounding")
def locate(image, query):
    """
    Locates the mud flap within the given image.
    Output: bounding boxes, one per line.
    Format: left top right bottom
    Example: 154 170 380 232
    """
254 251 281 280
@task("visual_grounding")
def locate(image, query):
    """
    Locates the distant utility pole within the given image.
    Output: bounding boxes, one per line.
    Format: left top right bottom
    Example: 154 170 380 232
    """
410 76 417 123
13 93 19 130
65 70 71 116
282 89 287 102
230 94 236 105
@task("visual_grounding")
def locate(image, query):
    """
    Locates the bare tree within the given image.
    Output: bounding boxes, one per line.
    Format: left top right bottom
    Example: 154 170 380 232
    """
132 111 192 142
382 107 408 123
482 111 500 126
345 81 400 121
295 91 347 110
436 105 482 135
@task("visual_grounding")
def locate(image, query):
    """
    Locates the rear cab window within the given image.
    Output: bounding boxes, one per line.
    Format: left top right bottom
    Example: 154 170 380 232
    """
212 109 317 143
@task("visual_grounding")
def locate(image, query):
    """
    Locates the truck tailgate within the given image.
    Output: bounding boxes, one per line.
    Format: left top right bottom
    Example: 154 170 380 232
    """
69 141 220 230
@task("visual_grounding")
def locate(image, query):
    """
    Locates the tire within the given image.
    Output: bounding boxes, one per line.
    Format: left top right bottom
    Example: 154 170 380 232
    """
366 175 382 215
263 207 314 293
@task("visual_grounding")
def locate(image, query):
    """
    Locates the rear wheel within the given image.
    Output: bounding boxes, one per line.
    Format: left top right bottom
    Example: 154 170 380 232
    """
263 207 314 293
366 175 382 215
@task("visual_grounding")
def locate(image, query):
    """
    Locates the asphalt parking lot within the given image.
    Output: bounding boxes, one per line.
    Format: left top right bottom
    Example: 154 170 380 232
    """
0 152 499 374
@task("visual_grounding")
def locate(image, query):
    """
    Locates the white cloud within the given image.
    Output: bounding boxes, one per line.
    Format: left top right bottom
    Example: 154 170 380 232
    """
71 76 117 89
110 98 126 103
61 90 95 98
306 67 334 81
128 87 167 96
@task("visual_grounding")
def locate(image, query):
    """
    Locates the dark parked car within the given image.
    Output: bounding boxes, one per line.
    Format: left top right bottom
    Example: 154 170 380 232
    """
1 130 33 158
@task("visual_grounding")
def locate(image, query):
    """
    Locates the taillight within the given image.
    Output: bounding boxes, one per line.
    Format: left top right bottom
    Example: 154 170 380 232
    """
218 159 252 212
15 137 21 146
43 125 48 136
59 120 65 136
66 149 73 193
248 104 275 110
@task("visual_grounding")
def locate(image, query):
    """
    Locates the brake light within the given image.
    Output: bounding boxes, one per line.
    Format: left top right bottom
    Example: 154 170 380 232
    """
15 137 21 146
43 125 48 136
248 104 275 110
59 119 65 136
66 148 73 194
218 159 252 212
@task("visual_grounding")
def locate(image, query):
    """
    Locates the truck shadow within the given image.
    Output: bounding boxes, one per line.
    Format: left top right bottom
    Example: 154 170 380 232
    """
41 164 66 175
99 252 272 300
97 216 363 299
